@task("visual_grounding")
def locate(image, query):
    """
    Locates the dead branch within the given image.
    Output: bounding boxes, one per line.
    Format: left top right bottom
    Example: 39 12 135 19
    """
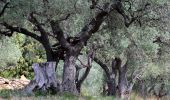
50 20 71 49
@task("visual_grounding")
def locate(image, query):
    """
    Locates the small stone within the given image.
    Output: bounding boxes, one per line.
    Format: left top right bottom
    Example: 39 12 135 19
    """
0 80 5 84
20 75 29 81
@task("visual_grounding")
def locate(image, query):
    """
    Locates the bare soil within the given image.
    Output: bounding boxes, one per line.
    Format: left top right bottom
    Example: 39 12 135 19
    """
0 75 30 90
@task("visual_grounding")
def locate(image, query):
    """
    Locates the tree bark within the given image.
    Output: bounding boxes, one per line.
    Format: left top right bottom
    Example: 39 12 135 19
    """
24 62 60 94
76 47 95 93
75 64 81 93
107 59 118 96
118 61 129 99
107 78 116 96
140 80 147 100
94 57 117 96
117 59 134 100
0 2 9 17
94 57 135 99
62 50 78 94
28 13 55 62
41 39 55 61
76 66 91 93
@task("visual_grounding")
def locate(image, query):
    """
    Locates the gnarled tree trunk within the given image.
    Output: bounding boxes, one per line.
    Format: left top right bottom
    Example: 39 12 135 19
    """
24 62 60 94
62 51 78 94
94 57 135 99
94 57 117 96
117 59 135 100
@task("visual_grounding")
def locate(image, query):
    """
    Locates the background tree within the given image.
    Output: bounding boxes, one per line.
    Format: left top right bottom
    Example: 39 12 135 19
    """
0 0 169 99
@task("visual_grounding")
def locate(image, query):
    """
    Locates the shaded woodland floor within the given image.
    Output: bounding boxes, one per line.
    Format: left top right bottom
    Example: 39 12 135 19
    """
0 76 169 100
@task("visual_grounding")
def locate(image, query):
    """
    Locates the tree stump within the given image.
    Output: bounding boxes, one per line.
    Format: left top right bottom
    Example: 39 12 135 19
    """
24 62 60 94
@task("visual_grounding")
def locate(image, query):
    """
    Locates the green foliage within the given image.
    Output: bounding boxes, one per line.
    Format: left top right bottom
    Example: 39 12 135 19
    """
0 0 169 97
127 26 159 56
0 89 13 98
0 36 22 70
15 35 46 79
0 34 46 79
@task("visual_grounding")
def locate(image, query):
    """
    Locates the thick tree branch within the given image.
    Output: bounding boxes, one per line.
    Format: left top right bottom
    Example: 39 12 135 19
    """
153 37 170 48
76 67 90 91
115 1 150 27
94 57 110 80
74 0 150 49
77 45 96 87
28 12 54 60
78 58 89 68
43 0 49 4
121 60 128 74
0 0 7 3
50 20 71 49
78 45 96 68
1 22 41 41
78 12 106 43
76 46 96 90
0 2 9 16
75 3 115 50
28 12 48 36
111 57 122 79
90 0 99 9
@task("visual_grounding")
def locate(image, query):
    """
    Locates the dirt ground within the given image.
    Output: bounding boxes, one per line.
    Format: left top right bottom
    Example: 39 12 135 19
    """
0 75 30 90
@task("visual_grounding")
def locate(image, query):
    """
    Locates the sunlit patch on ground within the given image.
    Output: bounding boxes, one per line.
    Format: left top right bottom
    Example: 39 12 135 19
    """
0 75 30 90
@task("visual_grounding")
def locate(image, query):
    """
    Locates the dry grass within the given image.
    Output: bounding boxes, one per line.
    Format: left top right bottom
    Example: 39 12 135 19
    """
130 92 170 100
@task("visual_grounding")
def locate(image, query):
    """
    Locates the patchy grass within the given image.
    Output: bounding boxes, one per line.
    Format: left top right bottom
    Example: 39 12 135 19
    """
1 89 169 100
0 89 13 98
0 89 115 100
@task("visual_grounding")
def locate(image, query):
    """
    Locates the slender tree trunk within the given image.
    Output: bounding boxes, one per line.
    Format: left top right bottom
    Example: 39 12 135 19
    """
118 71 134 100
118 69 127 98
107 59 119 96
107 78 116 96
62 51 78 94
140 80 147 100
94 57 117 96
118 77 133 100
117 61 134 100
103 58 120 97
76 67 91 93
75 65 81 93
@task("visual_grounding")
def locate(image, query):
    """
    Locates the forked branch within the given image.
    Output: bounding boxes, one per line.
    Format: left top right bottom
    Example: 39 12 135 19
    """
28 12 48 36
115 1 150 27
